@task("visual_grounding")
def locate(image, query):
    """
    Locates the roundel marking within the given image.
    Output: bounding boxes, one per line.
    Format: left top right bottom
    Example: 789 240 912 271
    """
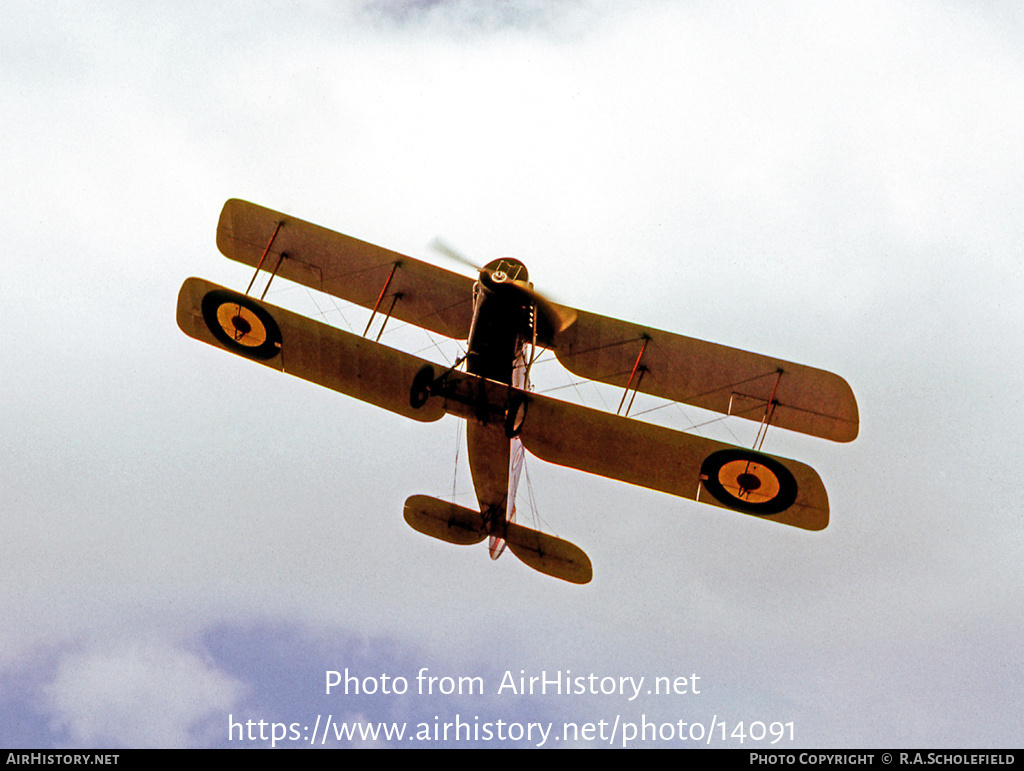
215 304 267 348
201 289 282 360
699 449 798 516
717 459 781 504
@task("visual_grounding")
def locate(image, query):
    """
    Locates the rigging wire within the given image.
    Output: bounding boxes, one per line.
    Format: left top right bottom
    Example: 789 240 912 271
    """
450 420 462 503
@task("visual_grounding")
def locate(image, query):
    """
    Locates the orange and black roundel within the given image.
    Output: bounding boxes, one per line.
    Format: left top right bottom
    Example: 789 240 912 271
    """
699 449 798 515
201 289 281 361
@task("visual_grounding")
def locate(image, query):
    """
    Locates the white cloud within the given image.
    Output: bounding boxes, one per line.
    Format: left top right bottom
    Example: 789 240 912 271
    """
1 0 1022 748
43 641 244 748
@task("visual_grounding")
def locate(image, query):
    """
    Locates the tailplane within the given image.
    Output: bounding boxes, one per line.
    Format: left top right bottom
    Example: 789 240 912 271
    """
403 495 486 545
504 522 592 584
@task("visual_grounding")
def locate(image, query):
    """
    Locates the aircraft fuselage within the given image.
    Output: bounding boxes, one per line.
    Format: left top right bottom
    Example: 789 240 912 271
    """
463 259 534 555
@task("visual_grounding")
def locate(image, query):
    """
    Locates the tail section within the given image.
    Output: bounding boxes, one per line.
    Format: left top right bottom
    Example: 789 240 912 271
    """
504 522 592 585
403 495 486 545
489 435 526 561
403 495 592 584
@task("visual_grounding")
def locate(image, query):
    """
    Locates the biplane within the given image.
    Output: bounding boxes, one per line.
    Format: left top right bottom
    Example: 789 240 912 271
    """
177 199 858 585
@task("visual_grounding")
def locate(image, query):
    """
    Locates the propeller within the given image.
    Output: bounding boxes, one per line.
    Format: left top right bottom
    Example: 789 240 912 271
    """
429 238 478 272
429 238 577 336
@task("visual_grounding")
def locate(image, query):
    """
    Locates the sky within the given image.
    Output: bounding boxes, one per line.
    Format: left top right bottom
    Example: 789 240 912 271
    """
1 0 1022 749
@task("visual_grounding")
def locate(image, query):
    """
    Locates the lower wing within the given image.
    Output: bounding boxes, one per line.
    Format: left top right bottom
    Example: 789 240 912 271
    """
176 277 446 423
517 392 829 530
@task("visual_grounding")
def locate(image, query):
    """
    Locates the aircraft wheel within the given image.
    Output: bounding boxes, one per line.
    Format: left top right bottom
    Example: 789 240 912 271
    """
504 396 527 438
409 365 435 409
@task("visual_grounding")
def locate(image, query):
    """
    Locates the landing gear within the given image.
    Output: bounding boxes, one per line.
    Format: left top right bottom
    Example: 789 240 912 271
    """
503 393 527 438
409 365 435 409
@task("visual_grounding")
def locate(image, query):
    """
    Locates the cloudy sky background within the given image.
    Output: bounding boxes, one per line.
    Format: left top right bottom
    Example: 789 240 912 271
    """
2 0 1022 748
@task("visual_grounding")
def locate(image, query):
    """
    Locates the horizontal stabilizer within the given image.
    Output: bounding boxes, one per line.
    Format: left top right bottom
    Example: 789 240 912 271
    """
504 523 593 584
403 495 486 546
176 277 446 423
403 496 592 583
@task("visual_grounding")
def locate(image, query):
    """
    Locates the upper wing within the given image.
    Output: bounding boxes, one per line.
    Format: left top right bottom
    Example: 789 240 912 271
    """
176 277 447 423
216 199 475 340
550 309 859 443
215 198 856 441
